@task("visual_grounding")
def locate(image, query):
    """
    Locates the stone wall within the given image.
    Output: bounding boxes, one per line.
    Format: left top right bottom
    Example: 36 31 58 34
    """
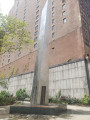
0 59 89 99
49 60 89 98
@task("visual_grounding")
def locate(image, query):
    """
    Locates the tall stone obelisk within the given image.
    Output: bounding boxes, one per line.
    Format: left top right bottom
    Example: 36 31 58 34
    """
31 0 49 105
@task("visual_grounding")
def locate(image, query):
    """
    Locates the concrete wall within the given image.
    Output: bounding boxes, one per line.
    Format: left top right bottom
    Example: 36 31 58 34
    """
49 60 89 98
0 59 89 99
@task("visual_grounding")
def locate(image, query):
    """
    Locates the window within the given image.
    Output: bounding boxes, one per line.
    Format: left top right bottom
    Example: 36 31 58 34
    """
62 11 66 16
34 37 38 42
36 0 39 5
52 12 55 17
24 8 26 12
36 15 39 20
8 59 10 63
23 15 25 19
52 25 55 31
52 1 54 5
85 39 89 45
18 51 21 57
52 19 55 24
24 11 26 15
35 20 38 25
24 9 26 14
62 0 65 3
8 54 11 58
88 15 90 18
23 16 25 20
35 25 38 30
36 5 39 10
36 10 39 15
36 0 39 2
52 7 55 11
63 18 66 23
52 32 55 38
34 43 37 48
62 4 66 9
34 31 38 36
83 21 86 27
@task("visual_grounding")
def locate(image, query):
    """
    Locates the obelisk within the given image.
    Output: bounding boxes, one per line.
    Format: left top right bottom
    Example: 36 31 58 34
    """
31 0 49 105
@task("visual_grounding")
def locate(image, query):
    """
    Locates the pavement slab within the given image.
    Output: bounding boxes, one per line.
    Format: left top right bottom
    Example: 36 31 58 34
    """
0 105 90 120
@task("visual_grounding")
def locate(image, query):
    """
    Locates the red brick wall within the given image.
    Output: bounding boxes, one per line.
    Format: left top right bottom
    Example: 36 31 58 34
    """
0 28 85 77
0 0 82 68
1 0 89 78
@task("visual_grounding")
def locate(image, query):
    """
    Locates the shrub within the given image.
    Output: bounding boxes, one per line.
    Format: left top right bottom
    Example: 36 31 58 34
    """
16 88 29 101
0 80 8 89
66 97 81 105
0 72 6 79
82 95 90 105
49 90 61 103
49 92 90 106
49 98 52 103
56 90 61 100
49 93 82 105
14 68 19 75
23 63 29 72
0 91 10 98
49 98 60 103
10 66 14 77
0 91 16 106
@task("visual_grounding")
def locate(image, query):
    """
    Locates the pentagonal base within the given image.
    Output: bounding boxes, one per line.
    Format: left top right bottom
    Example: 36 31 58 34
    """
10 104 67 115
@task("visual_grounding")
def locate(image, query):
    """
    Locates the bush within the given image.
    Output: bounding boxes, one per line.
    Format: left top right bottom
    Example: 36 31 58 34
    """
66 97 81 105
10 66 14 77
49 94 90 106
0 91 16 106
0 72 6 79
49 95 82 105
82 95 90 105
49 90 61 104
16 88 29 101
56 90 61 101
49 90 82 105
49 97 60 103
0 80 8 89
0 91 10 98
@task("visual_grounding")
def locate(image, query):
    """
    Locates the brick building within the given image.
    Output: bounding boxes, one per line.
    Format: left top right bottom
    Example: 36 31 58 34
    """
0 0 90 78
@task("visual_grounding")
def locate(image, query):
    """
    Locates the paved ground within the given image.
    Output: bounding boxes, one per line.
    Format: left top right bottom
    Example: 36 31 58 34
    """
0 105 90 120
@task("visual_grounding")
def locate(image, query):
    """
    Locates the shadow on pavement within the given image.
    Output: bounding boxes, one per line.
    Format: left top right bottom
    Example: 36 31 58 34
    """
67 109 90 115
59 113 72 119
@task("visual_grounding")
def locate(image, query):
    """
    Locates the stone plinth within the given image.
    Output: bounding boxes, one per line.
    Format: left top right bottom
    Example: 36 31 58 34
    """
10 104 67 115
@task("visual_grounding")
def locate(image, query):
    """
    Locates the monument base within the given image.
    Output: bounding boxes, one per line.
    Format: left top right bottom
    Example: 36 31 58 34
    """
10 104 67 115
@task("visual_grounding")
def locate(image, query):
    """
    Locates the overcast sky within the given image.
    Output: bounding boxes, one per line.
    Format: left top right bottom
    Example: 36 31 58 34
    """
0 0 14 15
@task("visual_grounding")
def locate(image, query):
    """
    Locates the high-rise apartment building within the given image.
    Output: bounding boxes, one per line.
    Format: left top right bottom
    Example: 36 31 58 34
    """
0 0 90 77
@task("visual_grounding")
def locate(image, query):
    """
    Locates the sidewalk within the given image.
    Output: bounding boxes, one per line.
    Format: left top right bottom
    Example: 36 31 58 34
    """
0 105 90 120
57 105 90 120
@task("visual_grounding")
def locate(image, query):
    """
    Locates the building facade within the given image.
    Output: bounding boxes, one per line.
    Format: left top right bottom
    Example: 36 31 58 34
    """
0 0 90 78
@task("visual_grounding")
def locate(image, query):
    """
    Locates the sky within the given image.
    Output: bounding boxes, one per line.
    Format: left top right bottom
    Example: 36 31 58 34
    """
0 0 14 15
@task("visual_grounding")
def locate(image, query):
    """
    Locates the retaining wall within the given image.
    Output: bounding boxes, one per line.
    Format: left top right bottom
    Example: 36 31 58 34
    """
0 59 89 99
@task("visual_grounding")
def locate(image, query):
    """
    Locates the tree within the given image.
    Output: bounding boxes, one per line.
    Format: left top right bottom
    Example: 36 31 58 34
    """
0 80 7 89
0 14 33 54
0 72 7 89
0 14 33 87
